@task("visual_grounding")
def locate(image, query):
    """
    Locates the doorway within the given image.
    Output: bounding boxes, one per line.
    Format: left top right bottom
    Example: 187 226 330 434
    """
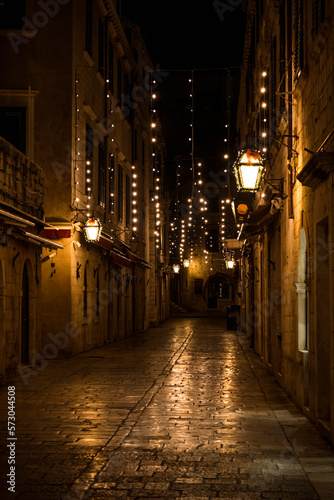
316 217 330 426
207 275 229 309
21 262 29 364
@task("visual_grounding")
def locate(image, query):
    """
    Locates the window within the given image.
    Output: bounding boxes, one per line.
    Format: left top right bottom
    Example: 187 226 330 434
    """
85 0 93 56
98 17 105 76
108 40 114 94
109 154 115 214
279 1 286 117
117 59 123 104
270 37 277 137
293 0 304 82
205 229 219 253
0 107 26 153
0 0 25 29
134 129 138 160
117 164 123 222
126 174 131 227
312 0 325 38
85 125 94 196
98 140 106 208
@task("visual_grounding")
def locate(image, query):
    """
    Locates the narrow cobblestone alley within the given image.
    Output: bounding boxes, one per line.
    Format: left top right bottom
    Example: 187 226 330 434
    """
1 318 334 500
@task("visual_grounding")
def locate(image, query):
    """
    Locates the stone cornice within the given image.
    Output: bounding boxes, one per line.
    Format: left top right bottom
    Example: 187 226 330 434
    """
297 152 334 189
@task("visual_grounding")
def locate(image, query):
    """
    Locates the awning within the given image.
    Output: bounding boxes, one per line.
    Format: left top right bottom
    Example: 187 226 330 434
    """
0 209 35 227
95 235 114 252
111 250 132 268
15 231 64 250
41 228 71 239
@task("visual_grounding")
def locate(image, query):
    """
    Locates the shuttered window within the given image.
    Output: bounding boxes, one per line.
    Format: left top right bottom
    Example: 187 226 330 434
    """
293 0 304 82
98 17 105 77
117 164 123 222
271 37 277 137
85 125 94 196
98 140 106 208
126 174 131 227
312 0 325 38
85 0 93 56
279 1 286 118
108 40 114 94
109 154 115 214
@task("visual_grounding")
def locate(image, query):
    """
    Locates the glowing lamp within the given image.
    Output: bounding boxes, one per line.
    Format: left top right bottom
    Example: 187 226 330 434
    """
173 264 180 274
83 218 102 242
226 259 235 269
183 259 190 268
233 149 265 192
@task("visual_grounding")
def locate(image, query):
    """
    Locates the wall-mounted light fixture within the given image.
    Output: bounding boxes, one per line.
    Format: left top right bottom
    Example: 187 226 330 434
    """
233 149 265 192
83 218 102 242
183 259 190 268
173 264 180 274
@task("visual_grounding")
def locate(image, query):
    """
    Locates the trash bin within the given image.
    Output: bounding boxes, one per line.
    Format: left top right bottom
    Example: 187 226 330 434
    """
226 305 240 330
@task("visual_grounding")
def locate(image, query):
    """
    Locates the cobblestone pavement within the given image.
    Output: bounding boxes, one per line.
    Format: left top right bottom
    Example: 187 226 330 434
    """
1 317 334 499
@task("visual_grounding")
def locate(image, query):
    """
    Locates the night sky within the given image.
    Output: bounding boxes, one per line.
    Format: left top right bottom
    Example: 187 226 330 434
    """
122 0 247 192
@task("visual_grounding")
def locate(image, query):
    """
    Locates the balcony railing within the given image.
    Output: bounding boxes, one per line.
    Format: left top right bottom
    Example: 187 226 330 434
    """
0 136 45 220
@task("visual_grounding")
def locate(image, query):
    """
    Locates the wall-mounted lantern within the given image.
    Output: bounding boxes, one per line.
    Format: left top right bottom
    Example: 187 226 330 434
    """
173 264 180 274
83 218 102 242
233 149 265 192
183 259 190 268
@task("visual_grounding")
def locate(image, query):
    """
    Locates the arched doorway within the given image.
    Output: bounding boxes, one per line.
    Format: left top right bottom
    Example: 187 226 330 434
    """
21 262 29 364
295 226 309 407
0 260 4 377
207 274 230 309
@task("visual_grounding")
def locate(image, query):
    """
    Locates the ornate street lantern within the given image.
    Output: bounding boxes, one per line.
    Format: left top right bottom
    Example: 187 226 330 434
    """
233 149 265 192
183 259 190 268
224 250 235 269
173 264 180 274
83 218 102 242
226 258 235 269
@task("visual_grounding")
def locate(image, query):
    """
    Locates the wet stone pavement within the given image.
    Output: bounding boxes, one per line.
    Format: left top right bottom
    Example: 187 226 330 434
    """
1 317 334 500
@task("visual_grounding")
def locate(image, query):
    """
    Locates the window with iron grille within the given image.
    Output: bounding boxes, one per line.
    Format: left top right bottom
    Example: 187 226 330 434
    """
293 0 304 82
126 174 131 227
98 140 106 208
85 0 93 56
109 154 115 214
85 124 94 196
312 0 325 38
118 164 123 222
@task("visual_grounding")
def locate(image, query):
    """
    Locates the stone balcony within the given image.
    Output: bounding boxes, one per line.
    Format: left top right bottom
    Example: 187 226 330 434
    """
0 136 45 220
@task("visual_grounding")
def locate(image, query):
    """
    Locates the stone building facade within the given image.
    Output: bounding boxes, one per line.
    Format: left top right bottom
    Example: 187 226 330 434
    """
0 0 169 369
236 0 334 444
0 135 62 378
